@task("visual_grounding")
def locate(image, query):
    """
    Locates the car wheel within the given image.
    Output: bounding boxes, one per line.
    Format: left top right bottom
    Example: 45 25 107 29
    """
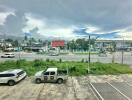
57 78 63 84
8 80 15 86
36 78 41 84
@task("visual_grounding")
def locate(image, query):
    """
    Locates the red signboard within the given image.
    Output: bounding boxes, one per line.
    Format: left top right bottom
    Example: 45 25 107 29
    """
51 40 65 47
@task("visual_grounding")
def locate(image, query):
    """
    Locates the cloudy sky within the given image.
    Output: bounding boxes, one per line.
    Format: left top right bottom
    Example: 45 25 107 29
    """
0 0 132 40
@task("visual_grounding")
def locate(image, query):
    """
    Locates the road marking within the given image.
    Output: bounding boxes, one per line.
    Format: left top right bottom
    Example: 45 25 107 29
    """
87 75 100 100
82 76 99 100
90 82 104 100
107 82 131 100
89 84 100 100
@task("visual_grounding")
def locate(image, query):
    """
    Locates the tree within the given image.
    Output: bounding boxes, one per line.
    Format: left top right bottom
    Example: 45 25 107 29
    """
67 40 76 52
5 38 13 42
31 37 36 42
67 38 97 51
13 40 19 47
24 36 28 41
38 39 43 43
112 41 116 52
111 41 116 63
76 38 88 51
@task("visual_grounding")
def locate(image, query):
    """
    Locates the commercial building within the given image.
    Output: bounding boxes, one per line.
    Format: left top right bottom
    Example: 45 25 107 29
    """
95 39 132 51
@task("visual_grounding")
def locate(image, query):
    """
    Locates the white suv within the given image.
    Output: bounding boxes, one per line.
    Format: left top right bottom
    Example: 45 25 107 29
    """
0 69 27 86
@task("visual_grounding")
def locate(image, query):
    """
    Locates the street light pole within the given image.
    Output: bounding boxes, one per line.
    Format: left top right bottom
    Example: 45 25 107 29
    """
18 41 21 61
121 37 124 64
88 35 90 74
3 33 6 51
87 35 99 74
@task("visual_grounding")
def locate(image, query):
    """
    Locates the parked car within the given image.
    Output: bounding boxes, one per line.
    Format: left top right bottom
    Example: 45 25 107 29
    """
0 69 27 86
49 52 59 56
1 53 15 58
34 68 68 84
98 53 107 57
48 47 59 56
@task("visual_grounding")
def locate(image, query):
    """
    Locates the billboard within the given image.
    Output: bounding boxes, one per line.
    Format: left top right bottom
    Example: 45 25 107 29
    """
51 40 65 47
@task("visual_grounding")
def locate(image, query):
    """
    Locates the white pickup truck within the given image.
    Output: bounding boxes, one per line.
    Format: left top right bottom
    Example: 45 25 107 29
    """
34 68 68 84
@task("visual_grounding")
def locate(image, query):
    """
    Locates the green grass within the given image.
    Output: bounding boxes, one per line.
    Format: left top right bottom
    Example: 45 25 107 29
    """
0 59 132 76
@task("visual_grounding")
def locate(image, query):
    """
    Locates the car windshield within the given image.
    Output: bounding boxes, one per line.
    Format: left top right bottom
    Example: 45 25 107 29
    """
17 71 24 76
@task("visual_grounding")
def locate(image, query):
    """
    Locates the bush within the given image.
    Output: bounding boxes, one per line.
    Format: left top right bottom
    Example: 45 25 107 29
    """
33 59 44 67
46 58 50 62
81 58 84 63
59 58 62 63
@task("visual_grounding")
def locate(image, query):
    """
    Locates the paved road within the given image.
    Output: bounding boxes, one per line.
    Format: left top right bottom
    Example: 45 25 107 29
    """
0 52 132 65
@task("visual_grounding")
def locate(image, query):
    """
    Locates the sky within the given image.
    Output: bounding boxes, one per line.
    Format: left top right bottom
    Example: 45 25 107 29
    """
0 0 132 40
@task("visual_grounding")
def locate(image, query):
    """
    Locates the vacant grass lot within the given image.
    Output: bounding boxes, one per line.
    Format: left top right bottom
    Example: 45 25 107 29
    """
0 59 132 76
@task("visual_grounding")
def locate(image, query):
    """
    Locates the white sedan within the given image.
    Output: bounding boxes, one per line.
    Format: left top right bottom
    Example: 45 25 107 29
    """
1 53 15 58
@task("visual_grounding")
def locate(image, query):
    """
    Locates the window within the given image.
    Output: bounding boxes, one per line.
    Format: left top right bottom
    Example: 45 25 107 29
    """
5 54 10 55
44 72 49 75
50 72 55 75
0 74 15 77
0 74 5 77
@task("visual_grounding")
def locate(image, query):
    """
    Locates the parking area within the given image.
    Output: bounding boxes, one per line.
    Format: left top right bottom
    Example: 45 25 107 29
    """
0 75 132 100
91 82 131 100
0 77 98 100
90 75 132 100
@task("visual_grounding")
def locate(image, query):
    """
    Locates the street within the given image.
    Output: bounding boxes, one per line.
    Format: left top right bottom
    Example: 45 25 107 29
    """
0 52 132 66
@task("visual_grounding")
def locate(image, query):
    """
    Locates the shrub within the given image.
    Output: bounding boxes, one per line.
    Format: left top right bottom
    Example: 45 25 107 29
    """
33 59 44 67
59 58 62 63
81 58 84 63
46 58 50 62
0 60 132 76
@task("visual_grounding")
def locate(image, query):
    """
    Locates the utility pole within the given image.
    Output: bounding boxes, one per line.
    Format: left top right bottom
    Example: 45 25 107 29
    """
88 35 90 74
3 33 6 51
19 42 21 60
121 38 124 64
87 35 99 74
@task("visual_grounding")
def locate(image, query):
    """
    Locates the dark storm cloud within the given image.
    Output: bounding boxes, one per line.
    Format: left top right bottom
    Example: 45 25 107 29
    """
73 28 119 39
0 0 132 38
0 11 25 36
